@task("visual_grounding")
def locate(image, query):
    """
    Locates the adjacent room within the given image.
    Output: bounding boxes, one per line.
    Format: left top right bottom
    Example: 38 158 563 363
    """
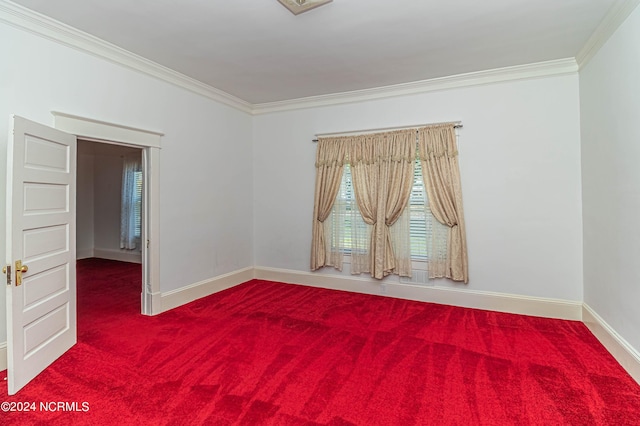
1 0 639 424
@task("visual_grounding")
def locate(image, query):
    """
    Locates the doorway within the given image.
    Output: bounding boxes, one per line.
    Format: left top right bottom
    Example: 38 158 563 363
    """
53 111 163 315
76 140 144 306
77 141 143 263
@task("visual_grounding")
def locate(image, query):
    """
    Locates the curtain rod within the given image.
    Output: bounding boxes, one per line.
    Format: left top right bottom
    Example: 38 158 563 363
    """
312 121 462 142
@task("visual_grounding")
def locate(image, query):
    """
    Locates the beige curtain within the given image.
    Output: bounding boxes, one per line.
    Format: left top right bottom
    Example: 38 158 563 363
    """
388 206 412 278
310 138 348 271
349 130 415 279
418 124 468 283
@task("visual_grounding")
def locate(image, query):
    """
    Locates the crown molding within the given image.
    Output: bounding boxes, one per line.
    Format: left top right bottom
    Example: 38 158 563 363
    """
0 0 587 117
0 1 253 114
251 58 579 115
576 0 640 69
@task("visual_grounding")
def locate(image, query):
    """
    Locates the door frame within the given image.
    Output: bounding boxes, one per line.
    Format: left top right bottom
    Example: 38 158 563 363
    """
53 112 163 315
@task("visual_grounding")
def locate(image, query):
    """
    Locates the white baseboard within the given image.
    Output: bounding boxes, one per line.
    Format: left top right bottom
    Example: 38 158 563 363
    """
76 248 94 260
144 289 163 316
159 267 254 313
93 248 142 264
583 304 640 384
254 267 583 321
0 341 6 371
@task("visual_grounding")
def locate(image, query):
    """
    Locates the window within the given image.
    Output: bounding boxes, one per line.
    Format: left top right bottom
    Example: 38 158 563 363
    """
329 164 369 255
329 158 446 262
312 125 466 282
120 157 142 250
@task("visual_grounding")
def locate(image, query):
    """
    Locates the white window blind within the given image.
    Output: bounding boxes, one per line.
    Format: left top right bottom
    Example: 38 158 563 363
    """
329 159 445 262
133 170 143 239
409 159 429 261
330 164 369 254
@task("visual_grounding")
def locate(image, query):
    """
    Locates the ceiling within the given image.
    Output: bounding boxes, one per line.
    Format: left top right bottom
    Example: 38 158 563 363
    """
10 0 619 105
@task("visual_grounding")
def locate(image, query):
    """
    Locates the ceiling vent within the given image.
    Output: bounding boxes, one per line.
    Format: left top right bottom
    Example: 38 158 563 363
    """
278 0 333 15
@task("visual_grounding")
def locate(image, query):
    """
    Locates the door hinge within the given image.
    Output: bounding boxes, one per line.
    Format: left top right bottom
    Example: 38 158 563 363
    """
147 239 150 248
3 265 11 286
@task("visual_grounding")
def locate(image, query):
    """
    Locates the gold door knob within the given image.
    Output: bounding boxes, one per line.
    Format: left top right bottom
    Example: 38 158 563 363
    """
15 260 28 286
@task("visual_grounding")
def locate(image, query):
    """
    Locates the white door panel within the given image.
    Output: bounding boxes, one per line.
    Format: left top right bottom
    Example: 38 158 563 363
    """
5 115 76 395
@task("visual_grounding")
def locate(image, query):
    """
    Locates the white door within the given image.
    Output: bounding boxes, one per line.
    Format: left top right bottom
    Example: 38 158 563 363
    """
5 115 77 395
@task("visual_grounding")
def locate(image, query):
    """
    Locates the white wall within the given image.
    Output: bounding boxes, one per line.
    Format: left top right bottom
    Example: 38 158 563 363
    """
253 74 584 301
93 150 125 254
580 6 640 353
0 21 254 343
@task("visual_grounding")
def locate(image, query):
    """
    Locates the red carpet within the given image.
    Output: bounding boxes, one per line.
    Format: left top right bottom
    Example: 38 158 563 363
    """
1 258 640 425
